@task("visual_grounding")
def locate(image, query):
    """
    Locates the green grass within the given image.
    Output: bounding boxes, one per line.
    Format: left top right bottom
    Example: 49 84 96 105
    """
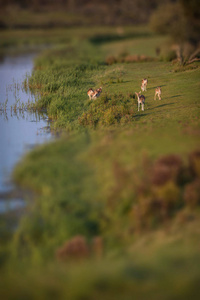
0 26 200 299
29 55 200 130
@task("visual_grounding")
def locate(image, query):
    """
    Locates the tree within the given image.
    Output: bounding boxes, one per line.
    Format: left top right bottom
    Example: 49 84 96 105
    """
150 0 200 65
180 0 200 46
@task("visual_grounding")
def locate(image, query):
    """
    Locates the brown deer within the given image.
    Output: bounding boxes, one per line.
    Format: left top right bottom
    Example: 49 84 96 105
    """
141 78 148 92
94 87 102 98
87 88 94 100
87 87 102 100
154 87 161 100
135 92 145 111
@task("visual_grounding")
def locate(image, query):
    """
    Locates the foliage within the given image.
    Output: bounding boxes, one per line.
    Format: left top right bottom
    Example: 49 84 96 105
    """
149 2 187 42
150 0 200 66
0 0 159 28
26 42 106 128
79 93 134 128
9 133 200 257
180 0 200 46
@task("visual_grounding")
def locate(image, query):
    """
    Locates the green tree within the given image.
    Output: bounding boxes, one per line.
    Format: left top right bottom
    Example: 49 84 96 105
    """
150 0 200 65
180 0 200 46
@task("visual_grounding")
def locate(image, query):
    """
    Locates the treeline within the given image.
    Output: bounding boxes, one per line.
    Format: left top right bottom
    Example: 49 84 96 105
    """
0 0 160 11
150 0 200 47
0 0 164 25
0 0 199 33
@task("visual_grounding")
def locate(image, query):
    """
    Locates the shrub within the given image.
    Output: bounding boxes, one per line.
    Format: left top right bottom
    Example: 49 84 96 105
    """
149 2 186 40
151 154 183 186
78 93 134 128
184 179 200 208
56 235 89 261
56 235 104 261
160 49 177 62
189 150 200 178
132 197 163 231
105 56 117 65
153 181 181 213
130 152 200 231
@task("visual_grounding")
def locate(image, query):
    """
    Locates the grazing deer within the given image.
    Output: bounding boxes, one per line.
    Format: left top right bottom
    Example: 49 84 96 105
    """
94 87 102 98
141 78 148 92
135 92 145 111
87 88 94 100
154 87 161 100
87 87 102 100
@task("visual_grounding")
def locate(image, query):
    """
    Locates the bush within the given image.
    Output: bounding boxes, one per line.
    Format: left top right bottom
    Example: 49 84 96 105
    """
151 154 183 186
149 2 187 41
160 49 177 62
184 179 200 208
189 150 200 178
78 93 134 128
130 152 200 231
106 56 117 65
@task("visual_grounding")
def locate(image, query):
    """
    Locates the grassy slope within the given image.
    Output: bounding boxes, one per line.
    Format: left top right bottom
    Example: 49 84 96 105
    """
1 27 200 299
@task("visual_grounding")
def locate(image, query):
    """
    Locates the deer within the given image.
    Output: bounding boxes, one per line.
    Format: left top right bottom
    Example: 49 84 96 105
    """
94 87 102 98
135 92 145 111
87 87 102 100
154 87 161 100
87 88 94 100
141 78 148 92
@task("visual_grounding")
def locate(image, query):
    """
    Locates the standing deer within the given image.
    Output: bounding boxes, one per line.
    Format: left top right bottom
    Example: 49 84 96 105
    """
141 78 148 91
154 87 161 100
135 92 145 111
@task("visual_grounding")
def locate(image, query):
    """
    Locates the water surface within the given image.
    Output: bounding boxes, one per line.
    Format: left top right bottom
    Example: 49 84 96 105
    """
0 52 52 211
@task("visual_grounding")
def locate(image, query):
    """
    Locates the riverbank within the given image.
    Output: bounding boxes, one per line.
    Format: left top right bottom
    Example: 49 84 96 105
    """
0 26 200 299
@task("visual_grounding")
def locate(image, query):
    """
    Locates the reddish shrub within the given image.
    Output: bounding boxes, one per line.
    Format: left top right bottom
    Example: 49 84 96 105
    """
124 55 139 63
151 164 173 186
105 56 117 65
156 154 182 168
56 235 89 261
152 154 183 186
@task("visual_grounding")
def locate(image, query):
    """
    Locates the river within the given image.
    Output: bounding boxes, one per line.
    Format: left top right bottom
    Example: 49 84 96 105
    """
0 52 52 214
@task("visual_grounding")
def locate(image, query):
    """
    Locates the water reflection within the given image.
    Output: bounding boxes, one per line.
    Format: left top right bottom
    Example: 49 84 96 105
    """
0 52 52 199
0 198 25 214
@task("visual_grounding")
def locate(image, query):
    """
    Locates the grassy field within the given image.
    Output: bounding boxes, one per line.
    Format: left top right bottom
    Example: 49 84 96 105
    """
1 26 200 299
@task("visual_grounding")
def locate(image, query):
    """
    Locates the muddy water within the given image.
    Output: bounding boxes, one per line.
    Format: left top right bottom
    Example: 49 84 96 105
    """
0 52 52 213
